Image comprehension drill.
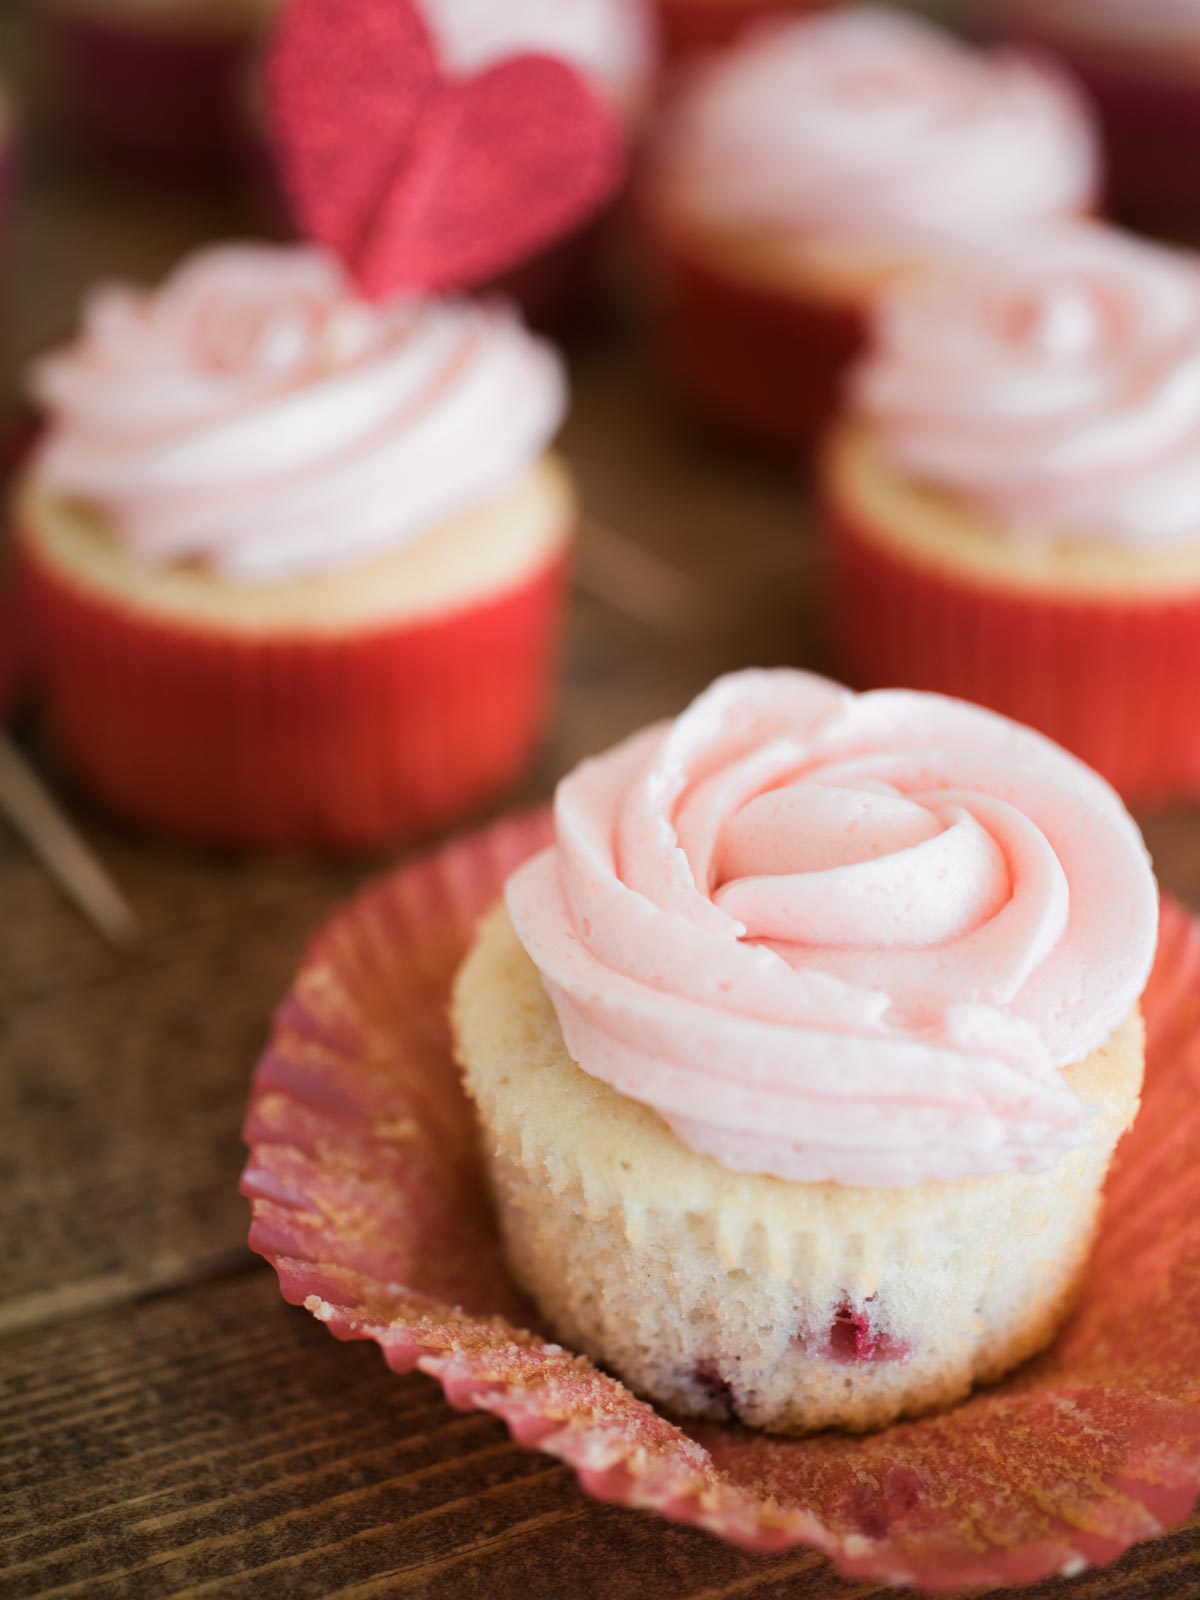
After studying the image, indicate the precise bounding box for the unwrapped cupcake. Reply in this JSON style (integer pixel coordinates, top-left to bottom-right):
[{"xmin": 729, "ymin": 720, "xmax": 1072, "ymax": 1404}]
[
  {"xmin": 988, "ymin": 0, "xmax": 1200, "ymax": 231},
  {"xmin": 454, "ymin": 668, "xmax": 1157, "ymax": 1433},
  {"xmin": 34, "ymin": 0, "xmax": 271, "ymax": 175},
  {"xmin": 17, "ymin": 244, "xmax": 575, "ymax": 849},
  {"xmin": 826, "ymin": 220, "xmax": 1200, "ymax": 803},
  {"xmin": 640, "ymin": 6, "xmax": 1100, "ymax": 457}
]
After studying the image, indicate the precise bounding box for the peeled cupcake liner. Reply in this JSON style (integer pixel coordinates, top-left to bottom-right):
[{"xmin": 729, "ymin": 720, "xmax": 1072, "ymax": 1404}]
[
  {"xmin": 242, "ymin": 808, "xmax": 1200, "ymax": 1590},
  {"xmin": 827, "ymin": 487, "xmax": 1200, "ymax": 806},
  {"xmin": 646, "ymin": 217, "xmax": 866, "ymax": 461},
  {"xmin": 985, "ymin": 13, "xmax": 1200, "ymax": 231},
  {"xmin": 36, "ymin": 3, "xmax": 263, "ymax": 175},
  {"xmin": 20, "ymin": 534, "xmax": 570, "ymax": 851}
]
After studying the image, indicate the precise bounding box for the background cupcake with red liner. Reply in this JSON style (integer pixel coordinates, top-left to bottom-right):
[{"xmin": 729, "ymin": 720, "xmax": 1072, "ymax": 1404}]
[
  {"xmin": 987, "ymin": 0, "xmax": 1200, "ymax": 232},
  {"xmin": 640, "ymin": 6, "xmax": 1100, "ymax": 458},
  {"xmin": 826, "ymin": 220, "xmax": 1200, "ymax": 803},
  {"xmin": 15, "ymin": 0, "xmax": 628, "ymax": 850},
  {"xmin": 34, "ymin": 0, "xmax": 273, "ymax": 176},
  {"xmin": 454, "ymin": 667, "xmax": 1158, "ymax": 1433},
  {"xmin": 17, "ymin": 244, "xmax": 575, "ymax": 848}
]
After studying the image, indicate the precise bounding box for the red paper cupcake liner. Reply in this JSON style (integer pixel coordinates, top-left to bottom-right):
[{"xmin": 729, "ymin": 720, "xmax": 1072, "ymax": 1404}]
[
  {"xmin": 827, "ymin": 489, "xmax": 1200, "ymax": 805},
  {"xmin": 987, "ymin": 13, "xmax": 1200, "ymax": 231},
  {"xmin": 21, "ymin": 539, "xmax": 569, "ymax": 851},
  {"xmin": 647, "ymin": 220, "xmax": 866, "ymax": 461},
  {"xmin": 37, "ymin": 6, "xmax": 258, "ymax": 175},
  {"xmin": 657, "ymin": 0, "xmax": 835, "ymax": 61},
  {"xmin": 242, "ymin": 811, "xmax": 1200, "ymax": 1590}
]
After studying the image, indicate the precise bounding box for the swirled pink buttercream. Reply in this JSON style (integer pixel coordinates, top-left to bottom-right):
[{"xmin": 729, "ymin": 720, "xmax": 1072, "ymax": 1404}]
[
  {"xmin": 652, "ymin": 7, "xmax": 1098, "ymax": 247},
  {"xmin": 29, "ymin": 243, "xmax": 566, "ymax": 581},
  {"xmin": 422, "ymin": 0, "xmax": 656, "ymax": 114},
  {"xmin": 506, "ymin": 670, "xmax": 1157, "ymax": 1187},
  {"xmin": 852, "ymin": 222, "xmax": 1200, "ymax": 546}
]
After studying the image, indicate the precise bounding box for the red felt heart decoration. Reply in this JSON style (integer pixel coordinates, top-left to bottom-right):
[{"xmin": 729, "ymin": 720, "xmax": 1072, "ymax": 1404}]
[
  {"xmin": 268, "ymin": 0, "xmax": 441, "ymax": 269},
  {"xmin": 267, "ymin": 0, "xmax": 627, "ymax": 300}
]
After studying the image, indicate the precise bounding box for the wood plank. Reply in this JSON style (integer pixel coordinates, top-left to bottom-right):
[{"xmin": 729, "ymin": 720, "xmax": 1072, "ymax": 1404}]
[{"xmin": 3, "ymin": 1269, "xmax": 1198, "ymax": 1600}]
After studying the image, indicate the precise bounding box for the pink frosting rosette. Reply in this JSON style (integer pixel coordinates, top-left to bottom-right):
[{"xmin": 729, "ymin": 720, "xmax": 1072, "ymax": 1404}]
[
  {"xmin": 852, "ymin": 222, "xmax": 1200, "ymax": 546},
  {"xmin": 506, "ymin": 670, "xmax": 1158, "ymax": 1188},
  {"xmin": 653, "ymin": 6, "xmax": 1099, "ymax": 247},
  {"xmin": 29, "ymin": 242, "xmax": 566, "ymax": 581}
]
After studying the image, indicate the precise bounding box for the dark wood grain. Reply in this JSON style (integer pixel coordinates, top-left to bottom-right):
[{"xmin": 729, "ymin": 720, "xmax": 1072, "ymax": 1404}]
[
  {"xmin": 4, "ymin": 1271, "xmax": 1199, "ymax": 1600},
  {"xmin": 4, "ymin": 6, "xmax": 1200, "ymax": 1595}
]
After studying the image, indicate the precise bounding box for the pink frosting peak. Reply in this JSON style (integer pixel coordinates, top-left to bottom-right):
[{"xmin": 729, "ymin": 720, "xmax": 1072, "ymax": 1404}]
[
  {"xmin": 852, "ymin": 222, "xmax": 1200, "ymax": 546},
  {"xmin": 506, "ymin": 670, "xmax": 1157, "ymax": 1188},
  {"xmin": 29, "ymin": 244, "xmax": 566, "ymax": 581},
  {"xmin": 653, "ymin": 6, "xmax": 1099, "ymax": 247}
]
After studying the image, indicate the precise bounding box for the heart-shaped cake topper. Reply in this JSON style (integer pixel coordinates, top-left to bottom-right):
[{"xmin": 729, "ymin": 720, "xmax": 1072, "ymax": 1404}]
[{"xmin": 267, "ymin": 0, "xmax": 628, "ymax": 299}]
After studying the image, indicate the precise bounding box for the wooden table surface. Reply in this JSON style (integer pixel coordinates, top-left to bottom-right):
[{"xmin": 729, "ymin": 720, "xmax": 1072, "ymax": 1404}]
[{"xmin": 4, "ymin": 16, "xmax": 1200, "ymax": 1599}]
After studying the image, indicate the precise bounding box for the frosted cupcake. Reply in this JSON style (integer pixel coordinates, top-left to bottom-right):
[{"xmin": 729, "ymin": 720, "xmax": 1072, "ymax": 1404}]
[
  {"xmin": 641, "ymin": 7, "xmax": 1099, "ymax": 457},
  {"xmin": 17, "ymin": 243, "xmax": 574, "ymax": 850},
  {"xmin": 826, "ymin": 221, "xmax": 1200, "ymax": 803},
  {"xmin": 989, "ymin": 0, "xmax": 1200, "ymax": 231},
  {"xmin": 454, "ymin": 669, "xmax": 1156, "ymax": 1433},
  {"xmin": 35, "ymin": 0, "xmax": 272, "ymax": 174}
]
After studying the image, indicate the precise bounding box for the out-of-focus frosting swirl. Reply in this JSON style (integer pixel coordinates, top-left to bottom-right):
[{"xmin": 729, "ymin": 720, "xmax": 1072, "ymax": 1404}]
[
  {"xmin": 29, "ymin": 243, "xmax": 567, "ymax": 582},
  {"xmin": 422, "ymin": 0, "xmax": 656, "ymax": 114},
  {"xmin": 653, "ymin": 7, "xmax": 1098, "ymax": 248},
  {"xmin": 506, "ymin": 670, "xmax": 1157, "ymax": 1188},
  {"xmin": 852, "ymin": 222, "xmax": 1200, "ymax": 547}
]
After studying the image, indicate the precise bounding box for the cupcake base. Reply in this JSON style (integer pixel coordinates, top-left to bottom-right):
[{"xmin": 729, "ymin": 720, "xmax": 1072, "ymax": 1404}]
[
  {"xmin": 825, "ymin": 427, "xmax": 1200, "ymax": 804},
  {"xmin": 453, "ymin": 904, "xmax": 1144, "ymax": 1436},
  {"xmin": 37, "ymin": 3, "xmax": 258, "ymax": 176},
  {"xmin": 18, "ymin": 463, "xmax": 573, "ymax": 851},
  {"xmin": 646, "ymin": 219, "xmax": 868, "ymax": 461}
]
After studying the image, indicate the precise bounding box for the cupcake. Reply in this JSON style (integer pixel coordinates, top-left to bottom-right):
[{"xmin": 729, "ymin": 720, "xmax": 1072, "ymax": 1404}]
[
  {"xmin": 453, "ymin": 668, "xmax": 1157, "ymax": 1434},
  {"xmin": 640, "ymin": 6, "xmax": 1099, "ymax": 458},
  {"xmin": 988, "ymin": 0, "xmax": 1200, "ymax": 231},
  {"xmin": 16, "ymin": 243, "xmax": 574, "ymax": 850},
  {"xmin": 35, "ymin": 0, "xmax": 271, "ymax": 175},
  {"xmin": 826, "ymin": 221, "xmax": 1200, "ymax": 803}
]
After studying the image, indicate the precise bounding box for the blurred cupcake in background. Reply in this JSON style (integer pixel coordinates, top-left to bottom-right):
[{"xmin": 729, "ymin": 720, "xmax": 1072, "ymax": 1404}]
[
  {"xmin": 640, "ymin": 6, "xmax": 1100, "ymax": 459},
  {"xmin": 34, "ymin": 0, "xmax": 272, "ymax": 176},
  {"xmin": 16, "ymin": 244, "xmax": 576, "ymax": 849},
  {"xmin": 825, "ymin": 221, "xmax": 1200, "ymax": 802},
  {"xmin": 987, "ymin": 0, "xmax": 1200, "ymax": 232}
]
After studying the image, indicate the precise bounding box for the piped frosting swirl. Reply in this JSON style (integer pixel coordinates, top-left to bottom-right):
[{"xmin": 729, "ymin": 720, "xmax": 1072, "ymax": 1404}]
[
  {"xmin": 506, "ymin": 670, "xmax": 1157, "ymax": 1188},
  {"xmin": 851, "ymin": 222, "xmax": 1200, "ymax": 547},
  {"xmin": 29, "ymin": 243, "xmax": 567, "ymax": 582},
  {"xmin": 652, "ymin": 7, "xmax": 1098, "ymax": 249}
]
